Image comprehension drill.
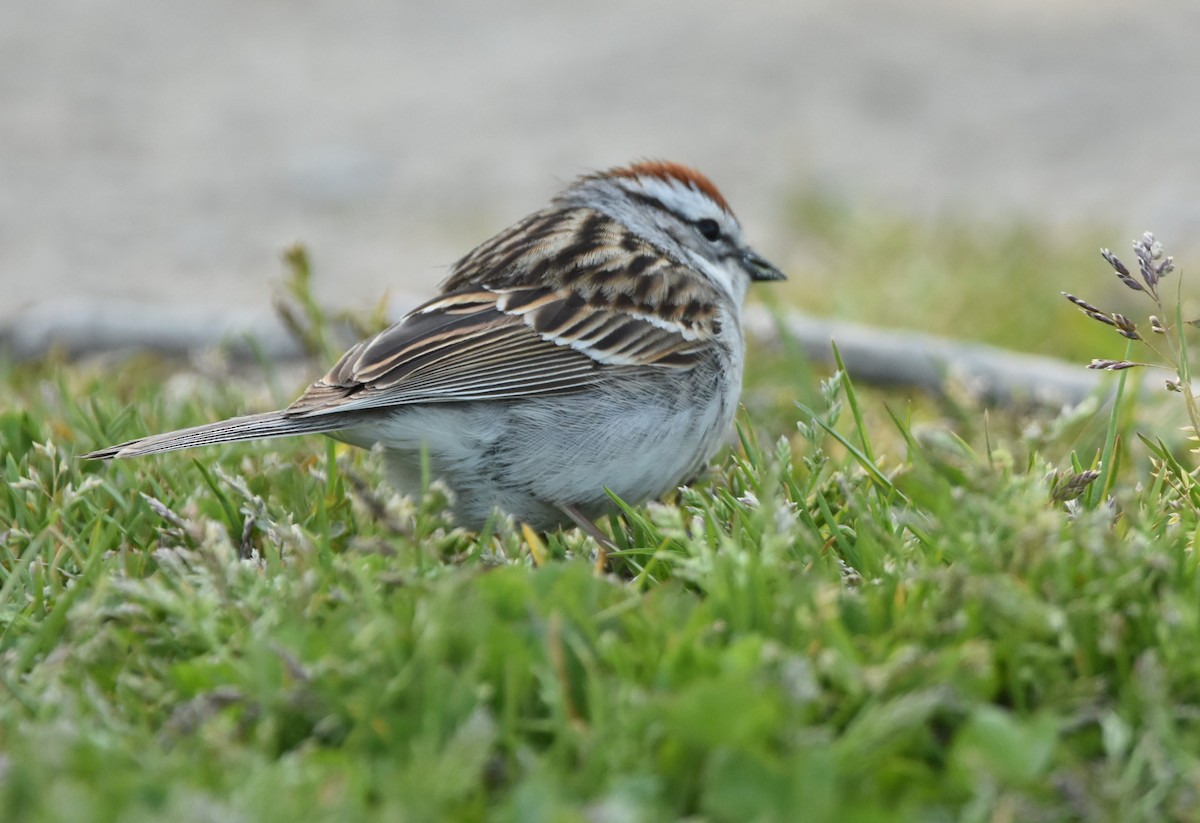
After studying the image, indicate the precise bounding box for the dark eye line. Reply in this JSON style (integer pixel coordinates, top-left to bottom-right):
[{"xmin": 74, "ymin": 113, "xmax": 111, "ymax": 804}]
[{"xmin": 695, "ymin": 218, "xmax": 721, "ymax": 242}]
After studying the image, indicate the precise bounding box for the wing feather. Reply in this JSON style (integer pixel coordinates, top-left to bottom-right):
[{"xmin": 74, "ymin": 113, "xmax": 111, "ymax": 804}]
[
  {"xmin": 282, "ymin": 209, "xmax": 727, "ymax": 418},
  {"xmin": 284, "ymin": 285, "xmax": 713, "ymax": 417}
]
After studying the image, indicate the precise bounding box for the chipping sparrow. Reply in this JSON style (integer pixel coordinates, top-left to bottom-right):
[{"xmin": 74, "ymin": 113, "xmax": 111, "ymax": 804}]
[{"xmin": 86, "ymin": 161, "xmax": 785, "ymax": 533}]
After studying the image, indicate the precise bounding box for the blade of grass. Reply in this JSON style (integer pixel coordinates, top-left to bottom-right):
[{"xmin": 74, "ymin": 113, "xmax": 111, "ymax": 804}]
[
  {"xmin": 831, "ymin": 341, "xmax": 876, "ymax": 465},
  {"xmin": 1087, "ymin": 341, "xmax": 1134, "ymax": 509},
  {"xmin": 797, "ymin": 402, "xmax": 903, "ymax": 502}
]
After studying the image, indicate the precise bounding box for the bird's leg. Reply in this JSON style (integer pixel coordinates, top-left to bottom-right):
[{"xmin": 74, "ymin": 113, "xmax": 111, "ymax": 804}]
[{"xmin": 558, "ymin": 503, "xmax": 616, "ymax": 573}]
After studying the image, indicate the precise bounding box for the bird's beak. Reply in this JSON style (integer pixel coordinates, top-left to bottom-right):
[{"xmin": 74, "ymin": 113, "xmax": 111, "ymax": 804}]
[{"xmin": 743, "ymin": 251, "xmax": 787, "ymax": 282}]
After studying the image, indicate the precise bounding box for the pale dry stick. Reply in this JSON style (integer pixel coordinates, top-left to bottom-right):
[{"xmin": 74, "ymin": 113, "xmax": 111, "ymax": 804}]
[
  {"xmin": 741, "ymin": 306, "xmax": 1108, "ymax": 407},
  {"xmin": 4, "ymin": 299, "xmax": 1111, "ymax": 407}
]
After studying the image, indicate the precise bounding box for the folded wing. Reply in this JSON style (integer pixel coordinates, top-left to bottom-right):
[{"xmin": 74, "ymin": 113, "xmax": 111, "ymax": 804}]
[{"xmin": 285, "ymin": 286, "xmax": 712, "ymax": 417}]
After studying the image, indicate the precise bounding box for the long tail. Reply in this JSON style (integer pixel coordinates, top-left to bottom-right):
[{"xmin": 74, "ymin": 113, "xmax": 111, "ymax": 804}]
[{"xmin": 83, "ymin": 410, "xmax": 353, "ymax": 459}]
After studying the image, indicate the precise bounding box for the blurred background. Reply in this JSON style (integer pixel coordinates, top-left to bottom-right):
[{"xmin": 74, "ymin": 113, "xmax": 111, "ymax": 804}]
[{"xmin": 4, "ymin": 0, "xmax": 1199, "ymax": 343}]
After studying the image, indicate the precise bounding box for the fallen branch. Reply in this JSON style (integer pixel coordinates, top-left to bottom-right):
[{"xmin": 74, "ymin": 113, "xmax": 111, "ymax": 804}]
[{"xmin": 4, "ymin": 298, "xmax": 1105, "ymax": 406}]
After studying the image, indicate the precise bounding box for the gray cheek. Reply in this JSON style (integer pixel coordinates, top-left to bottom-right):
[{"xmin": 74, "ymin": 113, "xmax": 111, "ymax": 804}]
[{"xmin": 661, "ymin": 222, "xmax": 692, "ymax": 250}]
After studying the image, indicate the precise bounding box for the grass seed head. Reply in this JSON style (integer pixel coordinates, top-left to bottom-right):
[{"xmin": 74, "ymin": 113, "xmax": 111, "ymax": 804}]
[
  {"xmin": 1061, "ymin": 292, "xmax": 1118, "ymax": 327},
  {"xmin": 1087, "ymin": 359, "xmax": 1145, "ymax": 371},
  {"xmin": 1050, "ymin": 469, "xmax": 1101, "ymax": 504},
  {"xmin": 1111, "ymin": 313, "xmax": 1141, "ymax": 340},
  {"xmin": 1102, "ymin": 248, "xmax": 1143, "ymax": 293},
  {"xmin": 1133, "ymin": 231, "xmax": 1170, "ymax": 293}
]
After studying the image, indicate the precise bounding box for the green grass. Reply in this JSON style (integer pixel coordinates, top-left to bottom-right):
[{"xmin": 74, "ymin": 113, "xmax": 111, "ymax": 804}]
[
  {"xmin": 4, "ymin": 211, "xmax": 1200, "ymax": 821},
  {"xmin": 776, "ymin": 196, "xmax": 1192, "ymax": 364}
]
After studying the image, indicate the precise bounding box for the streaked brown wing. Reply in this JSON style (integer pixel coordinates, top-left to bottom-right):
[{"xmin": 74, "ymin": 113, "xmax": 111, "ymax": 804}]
[
  {"xmin": 439, "ymin": 207, "xmax": 723, "ymax": 335},
  {"xmin": 284, "ymin": 287, "xmax": 709, "ymax": 417}
]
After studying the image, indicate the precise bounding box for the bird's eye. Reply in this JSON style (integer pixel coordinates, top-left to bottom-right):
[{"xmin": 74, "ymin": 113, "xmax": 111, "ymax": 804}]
[{"xmin": 695, "ymin": 218, "xmax": 722, "ymax": 242}]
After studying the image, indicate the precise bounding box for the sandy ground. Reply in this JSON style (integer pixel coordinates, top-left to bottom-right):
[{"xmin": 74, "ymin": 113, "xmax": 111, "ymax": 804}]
[{"xmin": 4, "ymin": 0, "xmax": 1200, "ymax": 326}]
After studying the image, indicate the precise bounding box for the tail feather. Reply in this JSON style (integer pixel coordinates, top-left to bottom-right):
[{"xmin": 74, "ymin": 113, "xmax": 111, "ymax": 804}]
[{"xmin": 83, "ymin": 410, "xmax": 352, "ymax": 459}]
